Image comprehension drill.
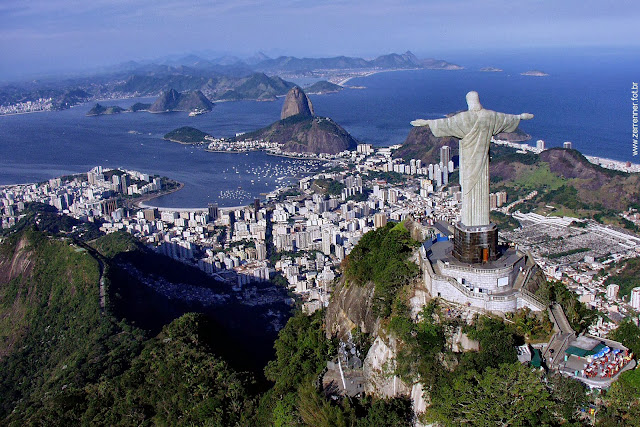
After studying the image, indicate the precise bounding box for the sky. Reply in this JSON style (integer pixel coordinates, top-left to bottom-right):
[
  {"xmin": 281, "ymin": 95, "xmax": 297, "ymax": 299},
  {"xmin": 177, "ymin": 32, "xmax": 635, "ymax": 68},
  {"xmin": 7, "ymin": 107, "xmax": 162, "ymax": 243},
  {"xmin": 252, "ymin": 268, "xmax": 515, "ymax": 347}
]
[{"xmin": 0, "ymin": 0, "xmax": 638, "ymax": 80}]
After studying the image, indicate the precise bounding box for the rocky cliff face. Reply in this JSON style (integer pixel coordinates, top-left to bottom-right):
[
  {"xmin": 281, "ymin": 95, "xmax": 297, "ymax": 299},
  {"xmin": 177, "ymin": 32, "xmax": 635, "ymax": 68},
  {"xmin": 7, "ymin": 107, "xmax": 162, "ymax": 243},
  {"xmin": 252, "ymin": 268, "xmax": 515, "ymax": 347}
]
[
  {"xmin": 327, "ymin": 277, "xmax": 432, "ymax": 421},
  {"xmin": 280, "ymin": 86, "xmax": 314, "ymax": 119},
  {"xmin": 0, "ymin": 235, "xmax": 35, "ymax": 357},
  {"xmin": 237, "ymin": 86, "xmax": 356, "ymax": 154},
  {"xmin": 325, "ymin": 280, "xmax": 378, "ymax": 340}
]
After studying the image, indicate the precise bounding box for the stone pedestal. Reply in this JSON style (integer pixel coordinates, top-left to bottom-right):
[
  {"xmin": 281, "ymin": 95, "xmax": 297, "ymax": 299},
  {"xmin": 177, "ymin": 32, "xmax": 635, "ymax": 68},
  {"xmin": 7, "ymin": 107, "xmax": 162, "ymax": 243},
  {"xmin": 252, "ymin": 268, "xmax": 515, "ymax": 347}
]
[{"xmin": 453, "ymin": 222, "xmax": 498, "ymax": 264}]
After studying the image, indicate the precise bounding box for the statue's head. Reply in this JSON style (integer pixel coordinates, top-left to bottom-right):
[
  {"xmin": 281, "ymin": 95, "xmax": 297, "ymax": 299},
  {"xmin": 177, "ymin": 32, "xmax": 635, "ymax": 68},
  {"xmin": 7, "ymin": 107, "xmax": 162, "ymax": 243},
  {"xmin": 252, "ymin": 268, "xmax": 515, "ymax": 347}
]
[{"xmin": 466, "ymin": 91, "xmax": 482, "ymax": 111}]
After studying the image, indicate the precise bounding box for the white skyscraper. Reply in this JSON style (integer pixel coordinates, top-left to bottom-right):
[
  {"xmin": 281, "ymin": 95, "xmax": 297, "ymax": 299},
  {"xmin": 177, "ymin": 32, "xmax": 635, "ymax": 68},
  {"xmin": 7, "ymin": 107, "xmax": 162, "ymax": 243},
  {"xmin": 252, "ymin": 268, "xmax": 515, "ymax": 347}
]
[
  {"xmin": 322, "ymin": 231, "xmax": 332, "ymax": 256},
  {"xmin": 536, "ymin": 140, "xmax": 545, "ymax": 151},
  {"xmin": 434, "ymin": 164, "xmax": 442, "ymax": 187},
  {"xmin": 606, "ymin": 284, "xmax": 619, "ymax": 300},
  {"xmin": 631, "ymin": 287, "xmax": 640, "ymax": 310}
]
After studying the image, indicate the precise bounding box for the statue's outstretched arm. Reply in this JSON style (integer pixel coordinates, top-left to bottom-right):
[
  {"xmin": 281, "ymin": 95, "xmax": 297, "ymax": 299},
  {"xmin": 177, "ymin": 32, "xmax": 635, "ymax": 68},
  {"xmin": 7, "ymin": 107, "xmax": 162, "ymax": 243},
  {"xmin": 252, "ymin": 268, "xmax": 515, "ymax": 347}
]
[
  {"xmin": 410, "ymin": 119, "xmax": 432, "ymax": 127},
  {"xmin": 519, "ymin": 113, "xmax": 534, "ymax": 120},
  {"xmin": 412, "ymin": 115, "xmax": 466, "ymax": 138}
]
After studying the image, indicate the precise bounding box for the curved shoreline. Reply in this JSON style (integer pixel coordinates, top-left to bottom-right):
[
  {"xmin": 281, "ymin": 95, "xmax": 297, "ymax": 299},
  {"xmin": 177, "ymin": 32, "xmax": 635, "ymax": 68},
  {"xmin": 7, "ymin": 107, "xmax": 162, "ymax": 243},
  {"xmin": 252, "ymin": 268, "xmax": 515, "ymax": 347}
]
[
  {"xmin": 136, "ymin": 181, "xmax": 261, "ymax": 212},
  {"xmin": 204, "ymin": 147, "xmax": 327, "ymax": 161},
  {"xmin": 133, "ymin": 181, "xmax": 185, "ymax": 209}
]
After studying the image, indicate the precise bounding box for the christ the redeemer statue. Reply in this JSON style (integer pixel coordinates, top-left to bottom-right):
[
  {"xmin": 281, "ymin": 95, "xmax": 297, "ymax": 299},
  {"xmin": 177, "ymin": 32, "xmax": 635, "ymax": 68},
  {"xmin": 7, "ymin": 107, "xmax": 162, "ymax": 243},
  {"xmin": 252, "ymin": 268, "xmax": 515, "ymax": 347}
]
[{"xmin": 411, "ymin": 91, "xmax": 533, "ymax": 228}]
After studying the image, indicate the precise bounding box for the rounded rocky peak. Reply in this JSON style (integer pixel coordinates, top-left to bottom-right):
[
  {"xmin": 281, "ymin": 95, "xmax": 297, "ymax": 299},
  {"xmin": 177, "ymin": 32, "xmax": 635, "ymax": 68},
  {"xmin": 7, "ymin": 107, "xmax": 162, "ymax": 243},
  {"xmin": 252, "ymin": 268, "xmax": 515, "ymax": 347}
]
[{"xmin": 281, "ymin": 86, "xmax": 314, "ymax": 120}]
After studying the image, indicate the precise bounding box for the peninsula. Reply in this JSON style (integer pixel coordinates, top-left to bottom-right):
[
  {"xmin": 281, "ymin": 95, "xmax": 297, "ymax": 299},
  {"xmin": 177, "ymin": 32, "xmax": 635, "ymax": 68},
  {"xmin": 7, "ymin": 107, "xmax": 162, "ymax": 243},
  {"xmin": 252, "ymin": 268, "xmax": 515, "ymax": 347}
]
[{"xmin": 304, "ymin": 80, "xmax": 344, "ymax": 94}]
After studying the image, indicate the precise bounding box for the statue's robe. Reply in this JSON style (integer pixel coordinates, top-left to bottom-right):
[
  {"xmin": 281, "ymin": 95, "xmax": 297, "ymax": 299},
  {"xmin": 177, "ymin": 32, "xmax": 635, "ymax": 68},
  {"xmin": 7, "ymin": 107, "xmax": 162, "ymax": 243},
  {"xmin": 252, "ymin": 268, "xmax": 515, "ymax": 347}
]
[{"xmin": 429, "ymin": 109, "xmax": 520, "ymax": 227}]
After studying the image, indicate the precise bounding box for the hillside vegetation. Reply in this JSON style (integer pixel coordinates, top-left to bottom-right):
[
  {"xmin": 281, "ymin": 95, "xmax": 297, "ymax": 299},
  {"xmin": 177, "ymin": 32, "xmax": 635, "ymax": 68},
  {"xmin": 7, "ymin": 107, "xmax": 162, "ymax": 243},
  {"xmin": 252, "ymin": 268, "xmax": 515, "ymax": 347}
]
[
  {"xmin": 345, "ymin": 221, "xmax": 421, "ymax": 317},
  {"xmin": 0, "ymin": 229, "xmax": 146, "ymax": 420},
  {"xmin": 489, "ymin": 147, "xmax": 640, "ymax": 230}
]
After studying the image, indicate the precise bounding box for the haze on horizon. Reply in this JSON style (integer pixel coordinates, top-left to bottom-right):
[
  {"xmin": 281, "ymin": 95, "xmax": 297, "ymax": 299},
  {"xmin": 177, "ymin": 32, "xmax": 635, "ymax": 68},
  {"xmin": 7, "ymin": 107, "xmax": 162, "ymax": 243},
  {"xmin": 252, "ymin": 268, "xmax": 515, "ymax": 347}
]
[{"xmin": 0, "ymin": 0, "xmax": 637, "ymax": 81}]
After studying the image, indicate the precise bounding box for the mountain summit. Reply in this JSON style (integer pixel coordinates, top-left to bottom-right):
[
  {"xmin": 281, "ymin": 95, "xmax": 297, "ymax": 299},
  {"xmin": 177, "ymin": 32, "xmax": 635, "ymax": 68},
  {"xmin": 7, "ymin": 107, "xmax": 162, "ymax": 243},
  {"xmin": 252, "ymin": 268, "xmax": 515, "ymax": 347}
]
[
  {"xmin": 238, "ymin": 86, "xmax": 357, "ymax": 154},
  {"xmin": 281, "ymin": 86, "xmax": 314, "ymax": 120},
  {"xmin": 148, "ymin": 89, "xmax": 214, "ymax": 113}
]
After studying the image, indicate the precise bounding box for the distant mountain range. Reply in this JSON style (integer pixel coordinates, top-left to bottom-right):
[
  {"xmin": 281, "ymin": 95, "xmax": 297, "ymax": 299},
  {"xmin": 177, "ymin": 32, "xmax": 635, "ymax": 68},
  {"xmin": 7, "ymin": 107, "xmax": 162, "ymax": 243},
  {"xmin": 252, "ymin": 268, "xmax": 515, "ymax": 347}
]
[
  {"xmin": 0, "ymin": 51, "xmax": 462, "ymax": 112},
  {"xmin": 252, "ymin": 51, "xmax": 461, "ymax": 73},
  {"xmin": 128, "ymin": 50, "xmax": 460, "ymax": 74}
]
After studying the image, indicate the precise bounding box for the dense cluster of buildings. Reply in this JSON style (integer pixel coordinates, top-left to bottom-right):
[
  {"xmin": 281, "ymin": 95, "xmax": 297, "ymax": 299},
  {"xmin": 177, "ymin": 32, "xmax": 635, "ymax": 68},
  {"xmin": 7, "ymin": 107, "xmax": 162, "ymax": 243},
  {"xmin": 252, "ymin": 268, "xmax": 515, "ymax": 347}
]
[
  {"xmin": 502, "ymin": 212, "xmax": 640, "ymax": 337},
  {"xmin": 0, "ymin": 97, "xmax": 54, "ymax": 115},
  {"xmin": 0, "ymin": 166, "xmax": 164, "ymax": 229},
  {"xmin": 2, "ymin": 141, "xmax": 640, "ymax": 351}
]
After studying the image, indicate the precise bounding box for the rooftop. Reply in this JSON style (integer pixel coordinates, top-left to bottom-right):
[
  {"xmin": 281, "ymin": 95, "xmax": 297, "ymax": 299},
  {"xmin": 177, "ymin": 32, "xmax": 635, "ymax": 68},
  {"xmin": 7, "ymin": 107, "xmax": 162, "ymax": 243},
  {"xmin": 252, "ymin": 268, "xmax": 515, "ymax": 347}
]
[{"xmin": 425, "ymin": 239, "xmax": 523, "ymax": 271}]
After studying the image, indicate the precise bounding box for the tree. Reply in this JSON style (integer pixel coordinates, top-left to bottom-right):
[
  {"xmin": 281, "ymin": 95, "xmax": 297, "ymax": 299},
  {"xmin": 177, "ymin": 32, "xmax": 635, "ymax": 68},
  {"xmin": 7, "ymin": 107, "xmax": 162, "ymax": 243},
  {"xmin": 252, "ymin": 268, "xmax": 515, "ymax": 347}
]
[
  {"xmin": 464, "ymin": 316, "xmax": 518, "ymax": 370},
  {"xmin": 535, "ymin": 280, "xmax": 596, "ymax": 332},
  {"xmin": 598, "ymin": 368, "xmax": 640, "ymax": 426},
  {"xmin": 297, "ymin": 382, "xmax": 350, "ymax": 427},
  {"xmin": 265, "ymin": 310, "xmax": 334, "ymax": 395},
  {"xmin": 608, "ymin": 319, "xmax": 640, "ymax": 357},
  {"xmin": 426, "ymin": 363, "xmax": 557, "ymax": 426},
  {"xmin": 547, "ymin": 374, "xmax": 589, "ymax": 422},
  {"xmin": 344, "ymin": 222, "xmax": 420, "ymax": 317},
  {"xmin": 256, "ymin": 310, "xmax": 335, "ymax": 425}
]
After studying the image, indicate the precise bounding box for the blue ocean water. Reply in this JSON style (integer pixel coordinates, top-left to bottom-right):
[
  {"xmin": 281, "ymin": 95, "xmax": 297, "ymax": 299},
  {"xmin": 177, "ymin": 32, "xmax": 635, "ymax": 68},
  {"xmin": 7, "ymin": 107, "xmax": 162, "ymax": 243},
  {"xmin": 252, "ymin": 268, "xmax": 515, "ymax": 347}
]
[
  {"xmin": 310, "ymin": 48, "xmax": 638, "ymax": 157},
  {"xmin": 0, "ymin": 49, "xmax": 637, "ymax": 207},
  {"xmin": 0, "ymin": 98, "xmax": 312, "ymax": 208}
]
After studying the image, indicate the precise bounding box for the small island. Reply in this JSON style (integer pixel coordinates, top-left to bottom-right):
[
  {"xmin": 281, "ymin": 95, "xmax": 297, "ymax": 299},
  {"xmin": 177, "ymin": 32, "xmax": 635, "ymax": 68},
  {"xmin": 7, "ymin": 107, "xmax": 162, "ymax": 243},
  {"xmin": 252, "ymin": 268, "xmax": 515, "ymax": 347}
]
[
  {"xmin": 163, "ymin": 126, "xmax": 211, "ymax": 144},
  {"xmin": 129, "ymin": 102, "xmax": 152, "ymax": 112},
  {"xmin": 521, "ymin": 70, "xmax": 549, "ymax": 77},
  {"xmin": 149, "ymin": 89, "xmax": 214, "ymax": 114},
  {"xmin": 304, "ymin": 80, "xmax": 344, "ymax": 94},
  {"xmin": 479, "ymin": 67, "xmax": 503, "ymax": 72},
  {"xmin": 86, "ymin": 103, "xmax": 125, "ymax": 116}
]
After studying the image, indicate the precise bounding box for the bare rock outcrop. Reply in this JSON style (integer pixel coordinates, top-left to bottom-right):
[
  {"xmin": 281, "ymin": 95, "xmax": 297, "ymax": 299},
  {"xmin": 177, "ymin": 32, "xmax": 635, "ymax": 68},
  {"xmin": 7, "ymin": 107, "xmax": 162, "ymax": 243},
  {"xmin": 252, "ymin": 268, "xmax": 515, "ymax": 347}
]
[
  {"xmin": 281, "ymin": 86, "xmax": 314, "ymax": 119},
  {"xmin": 325, "ymin": 280, "xmax": 378, "ymax": 340}
]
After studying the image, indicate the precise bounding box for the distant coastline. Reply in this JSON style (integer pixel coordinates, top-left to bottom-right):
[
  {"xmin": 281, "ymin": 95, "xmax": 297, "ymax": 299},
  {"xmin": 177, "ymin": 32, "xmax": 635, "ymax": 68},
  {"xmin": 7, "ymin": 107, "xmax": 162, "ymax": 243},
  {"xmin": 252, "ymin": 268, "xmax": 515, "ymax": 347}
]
[{"xmin": 336, "ymin": 68, "xmax": 420, "ymax": 86}]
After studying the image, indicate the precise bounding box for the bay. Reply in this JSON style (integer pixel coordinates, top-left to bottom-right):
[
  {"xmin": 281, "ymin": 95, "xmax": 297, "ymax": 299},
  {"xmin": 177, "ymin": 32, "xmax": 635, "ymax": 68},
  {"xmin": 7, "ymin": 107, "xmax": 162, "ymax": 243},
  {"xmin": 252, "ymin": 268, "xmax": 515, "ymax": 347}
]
[{"xmin": 0, "ymin": 48, "xmax": 637, "ymax": 208}]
